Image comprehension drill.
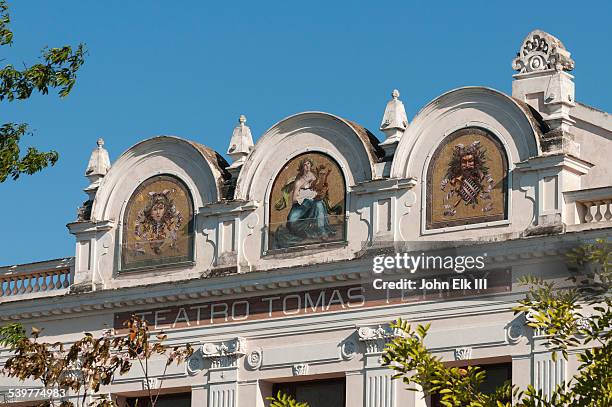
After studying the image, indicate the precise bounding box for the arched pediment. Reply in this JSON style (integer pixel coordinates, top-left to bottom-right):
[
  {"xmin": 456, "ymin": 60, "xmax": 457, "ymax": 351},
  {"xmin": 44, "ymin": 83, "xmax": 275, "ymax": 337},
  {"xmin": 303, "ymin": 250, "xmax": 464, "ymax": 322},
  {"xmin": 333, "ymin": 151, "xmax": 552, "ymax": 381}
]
[
  {"xmin": 234, "ymin": 112, "xmax": 383, "ymax": 202},
  {"xmin": 91, "ymin": 136, "xmax": 229, "ymax": 222},
  {"xmin": 391, "ymin": 87, "xmax": 543, "ymax": 179}
]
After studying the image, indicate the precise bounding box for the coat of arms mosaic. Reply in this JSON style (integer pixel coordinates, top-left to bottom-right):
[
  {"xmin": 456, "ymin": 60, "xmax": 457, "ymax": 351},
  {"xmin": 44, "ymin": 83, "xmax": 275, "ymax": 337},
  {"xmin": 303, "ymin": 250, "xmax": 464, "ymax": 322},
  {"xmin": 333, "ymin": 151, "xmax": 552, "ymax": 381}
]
[
  {"xmin": 269, "ymin": 152, "xmax": 346, "ymax": 250},
  {"xmin": 121, "ymin": 175, "xmax": 194, "ymax": 270},
  {"xmin": 427, "ymin": 128, "xmax": 508, "ymax": 229}
]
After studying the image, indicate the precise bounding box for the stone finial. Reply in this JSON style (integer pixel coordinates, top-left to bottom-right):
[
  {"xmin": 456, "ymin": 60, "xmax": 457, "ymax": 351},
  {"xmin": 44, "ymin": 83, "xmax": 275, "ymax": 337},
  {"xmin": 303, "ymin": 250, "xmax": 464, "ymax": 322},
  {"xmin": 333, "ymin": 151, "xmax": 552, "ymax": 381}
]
[
  {"xmin": 379, "ymin": 89, "xmax": 409, "ymax": 161},
  {"xmin": 82, "ymin": 138, "xmax": 111, "ymax": 206},
  {"xmin": 380, "ymin": 89, "xmax": 408, "ymax": 135},
  {"xmin": 512, "ymin": 30, "xmax": 574, "ymax": 74},
  {"xmin": 85, "ymin": 138, "xmax": 111, "ymax": 179},
  {"xmin": 226, "ymin": 115, "xmax": 254, "ymax": 169}
]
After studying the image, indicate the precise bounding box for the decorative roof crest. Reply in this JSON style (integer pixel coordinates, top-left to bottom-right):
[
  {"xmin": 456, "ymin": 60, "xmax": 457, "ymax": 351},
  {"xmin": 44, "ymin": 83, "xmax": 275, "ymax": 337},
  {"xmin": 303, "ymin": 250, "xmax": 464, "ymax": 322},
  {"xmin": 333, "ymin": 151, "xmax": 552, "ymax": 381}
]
[{"xmin": 512, "ymin": 30, "xmax": 574, "ymax": 74}]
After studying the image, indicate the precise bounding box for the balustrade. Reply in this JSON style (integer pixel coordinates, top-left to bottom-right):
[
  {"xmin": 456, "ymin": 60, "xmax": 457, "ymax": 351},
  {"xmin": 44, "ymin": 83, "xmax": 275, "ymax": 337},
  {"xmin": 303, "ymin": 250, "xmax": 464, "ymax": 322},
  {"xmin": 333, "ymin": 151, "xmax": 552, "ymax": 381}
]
[
  {"xmin": 0, "ymin": 268, "xmax": 71, "ymax": 298},
  {"xmin": 576, "ymin": 199, "xmax": 612, "ymax": 224},
  {"xmin": 564, "ymin": 187, "xmax": 612, "ymax": 226}
]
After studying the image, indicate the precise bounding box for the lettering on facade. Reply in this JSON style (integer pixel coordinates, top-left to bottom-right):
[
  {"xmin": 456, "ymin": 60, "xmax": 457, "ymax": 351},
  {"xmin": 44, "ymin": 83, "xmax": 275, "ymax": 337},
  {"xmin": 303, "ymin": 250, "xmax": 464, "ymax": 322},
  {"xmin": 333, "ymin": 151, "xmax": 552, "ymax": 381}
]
[{"xmin": 113, "ymin": 269, "xmax": 510, "ymax": 331}]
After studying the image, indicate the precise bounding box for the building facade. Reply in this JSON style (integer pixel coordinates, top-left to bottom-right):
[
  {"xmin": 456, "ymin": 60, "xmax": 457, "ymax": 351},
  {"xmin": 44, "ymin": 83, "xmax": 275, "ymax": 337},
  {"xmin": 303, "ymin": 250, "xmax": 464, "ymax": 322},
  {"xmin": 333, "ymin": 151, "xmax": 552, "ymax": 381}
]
[{"xmin": 1, "ymin": 29, "xmax": 611, "ymax": 407}]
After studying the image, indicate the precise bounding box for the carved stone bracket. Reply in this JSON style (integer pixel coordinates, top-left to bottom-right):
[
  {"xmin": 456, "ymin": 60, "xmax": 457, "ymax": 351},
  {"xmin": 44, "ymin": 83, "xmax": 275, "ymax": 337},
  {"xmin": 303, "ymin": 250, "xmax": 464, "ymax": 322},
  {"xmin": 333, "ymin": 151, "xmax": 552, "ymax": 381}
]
[
  {"xmin": 575, "ymin": 316, "xmax": 591, "ymax": 338},
  {"xmin": 186, "ymin": 348, "xmax": 205, "ymax": 375},
  {"xmin": 293, "ymin": 363, "xmax": 309, "ymax": 376},
  {"xmin": 142, "ymin": 378, "xmax": 160, "ymax": 390},
  {"xmin": 201, "ymin": 337, "xmax": 246, "ymax": 369},
  {"xmin": 341, "ymin": 339, "xmax": 357, "ymax": 360},
  {"xmin": 507, "ymin": 317, "xmax": 527, "ymax": 344},
  {"xmin": 454, "ymin": 347, "xmax": 472, "ymax": 361},
  {"xmin": 576, "ymin": 316, "xmax": 590, "ymax": 331},
  {"xmin": 246, "ymin": 348, "xmax": 263, "ymax": 370},
  {"xmin": 358, "ymin": 324, "xmax": 402, "ymax": 354}
]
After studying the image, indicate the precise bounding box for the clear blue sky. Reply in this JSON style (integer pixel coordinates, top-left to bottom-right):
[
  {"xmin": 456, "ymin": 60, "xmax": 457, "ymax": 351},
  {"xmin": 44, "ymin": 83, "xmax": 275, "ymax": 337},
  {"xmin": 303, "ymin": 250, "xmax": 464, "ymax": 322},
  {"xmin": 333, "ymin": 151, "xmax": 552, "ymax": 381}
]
[{"xmin": 1, "ymin": 1, "xmax": 611, "ymax": 265}]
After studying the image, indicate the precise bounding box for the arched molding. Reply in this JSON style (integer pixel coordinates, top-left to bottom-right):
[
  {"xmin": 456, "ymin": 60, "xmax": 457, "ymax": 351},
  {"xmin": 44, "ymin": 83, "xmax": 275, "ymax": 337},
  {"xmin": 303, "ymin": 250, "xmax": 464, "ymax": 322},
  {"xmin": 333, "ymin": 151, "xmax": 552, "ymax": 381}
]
[
  {"xmin": 390, "ymin": 87, "xmax": 542, "ymax": 179},
  {"xmin": 263, "ymin": 149, "xmax": 350, "ymax": 208},
  {"xmin": 91, "ymin": 136, "xmax": 228, "ymax": 222},
  {"xmin": 118, "ymin": 173, "xmax": 196, "ymax": 271},
  {"xmin": 234, "ymin": 112, "xmax": 383, "ymax": 202},
  {"xmin": 420, "ymin": 124, "xmax": 512, "ymax": 234}
]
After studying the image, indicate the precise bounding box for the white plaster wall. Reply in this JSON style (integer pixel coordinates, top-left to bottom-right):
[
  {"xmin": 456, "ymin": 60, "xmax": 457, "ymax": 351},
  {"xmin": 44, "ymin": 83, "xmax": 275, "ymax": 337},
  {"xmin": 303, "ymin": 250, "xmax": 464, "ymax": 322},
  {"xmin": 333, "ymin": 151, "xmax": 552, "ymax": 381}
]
[
  {"xmin": 234, "ymin": 112, "xmax": 382, "ymax": 272},
  {"xmin": 84, "ymin": 136, "xmax": 225, "ymax": 289},
  {"xmin": 391, "ymin": 87, "xmax": 541, "ymax": 241},
  {"xmin": 569, "ymin": 110, "xmax": 612, "ymax": 189}
]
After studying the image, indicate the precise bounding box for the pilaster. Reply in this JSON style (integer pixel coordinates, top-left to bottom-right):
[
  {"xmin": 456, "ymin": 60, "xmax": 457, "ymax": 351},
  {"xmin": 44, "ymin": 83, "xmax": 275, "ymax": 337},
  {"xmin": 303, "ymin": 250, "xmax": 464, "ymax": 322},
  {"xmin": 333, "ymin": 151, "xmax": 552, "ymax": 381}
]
[
  {"xmin": 516, "ymin": 155, "xmax": 592, "ymax": 233},
  {"xmin": 358, "ymin": 325, "xmax": 402, "ymax": 407},
  {"xmin": 202, "ymin": 337, "xmax": 246, "ymax": 407}
]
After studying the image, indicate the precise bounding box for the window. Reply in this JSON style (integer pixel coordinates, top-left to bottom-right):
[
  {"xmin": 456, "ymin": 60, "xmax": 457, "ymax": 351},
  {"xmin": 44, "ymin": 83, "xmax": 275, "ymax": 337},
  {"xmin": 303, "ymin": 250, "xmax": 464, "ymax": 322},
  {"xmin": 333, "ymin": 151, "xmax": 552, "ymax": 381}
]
[
  {"xmin": 273, "ymin": 378, "xmax": 346, "ymax": 407},
  {"xmin": 121, "ymin": 175, "xmax": 195, "ymax": 271},
  {"xmin": 126, "ymin": 393, "xmax": 191, "ymax": 407},
  {"xmin": 431, "ymin": 362, "xmax": 512, "ymax": 406}
]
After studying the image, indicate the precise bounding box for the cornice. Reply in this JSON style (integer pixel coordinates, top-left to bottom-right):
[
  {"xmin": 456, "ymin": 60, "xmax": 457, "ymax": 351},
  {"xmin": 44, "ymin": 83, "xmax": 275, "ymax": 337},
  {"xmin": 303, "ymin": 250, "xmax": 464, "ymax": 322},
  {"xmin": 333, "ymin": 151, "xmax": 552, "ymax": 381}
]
[
  {"xmin": 351, "ymin": 177, "xmax": 417, "ymax": 196},
  {"xmin": 515, "ymin": 153, "xmax": 593, "ymax": 174},
  {"xmin": 198, "ymin": 199, "xmax": 259, "ymax": 218},
  {"xmin": 1, "ymin": 226, "xmax": 608, "ymax": 321},
  {"xmin": 66, "ymin": 219, "xmax": 115, "ymax": 235}
]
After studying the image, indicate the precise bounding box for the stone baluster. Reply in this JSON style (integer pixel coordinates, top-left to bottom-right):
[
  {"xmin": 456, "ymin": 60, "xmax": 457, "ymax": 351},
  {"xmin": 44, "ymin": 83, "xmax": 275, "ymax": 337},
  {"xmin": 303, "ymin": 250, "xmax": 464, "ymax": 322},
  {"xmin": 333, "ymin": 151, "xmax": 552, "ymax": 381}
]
[
  {"xmin": 593, "ymin": 201, "xmax": 603, "ymax": 222},
  {"xmin": 31, "ymin": 273, "xmax": 41, "ymax": 292},
  {"xmin": 62, "ymin": 270, "xmax": 71, "ymax": 288},
  {"xmin": 604, "ymin": 201, "xmax": 612, "ymax": 221},
  {"xmin": 19, "ymin": 277, "xmax": 27, "ymax": 294},
  {"xmin": 584, "ymin": 202, "xmax": 593, "ymax": 222},
  {"xmin": 11, "ymin": 276, "xmax": 18, "ymax": 295},
  {"xmin": 53, "ymin": 271, "xmax": 60, "ymax": 289},
  {"xmin": 25, "ymin": 274, "xmax": 33, "ymax": 293},
  {"xmin": 1, "ymin": 278, "xmax": 8, "ymax": 296},
  {"xmin": 40, "ymin": 273, "xmax": 48, "ymax": 291}
]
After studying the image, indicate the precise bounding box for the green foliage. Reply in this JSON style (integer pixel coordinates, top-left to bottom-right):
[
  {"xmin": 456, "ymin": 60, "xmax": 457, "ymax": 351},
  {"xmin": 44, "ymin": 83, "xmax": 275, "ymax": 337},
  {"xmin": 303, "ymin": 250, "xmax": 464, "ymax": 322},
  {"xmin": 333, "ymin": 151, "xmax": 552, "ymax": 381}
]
[
  {"xmin": 0, "ymin": 0, "xmax": 86, "ymax": 183},
  {"xmin": 383, "ymin": 239, "xmax": 611, "ymax": 406},
  {"xmin": 0, "ymin": 0, "xmax": 12, "ymax": 46},
  {"xmin": 513, "ymin": 238, "xmax": 611, "ymax": 406},
  {"xmin": 0, "ymin": 123, "xmax": 59, "ymax": 182},
  {"xmin": 266, "ymin": 391, "xmax": 309, "ymax": 407},
  {"xmin": 0, "ymin": 322, "xmax": 25, "ymax": 349},
  {"xmin": 382, "ymin": 319, "xmax": 512, "ymax": 407}
]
